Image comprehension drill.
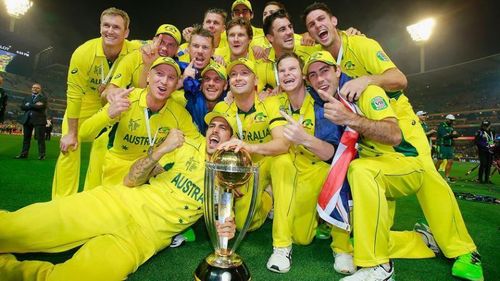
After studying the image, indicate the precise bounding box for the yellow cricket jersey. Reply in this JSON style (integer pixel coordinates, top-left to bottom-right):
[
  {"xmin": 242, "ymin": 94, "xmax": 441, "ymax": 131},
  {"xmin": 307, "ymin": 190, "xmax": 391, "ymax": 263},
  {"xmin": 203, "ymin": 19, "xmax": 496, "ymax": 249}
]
[
  {"xmin": 337, "ymin": 31, "xmax": 396, "ymax": 80},
  {"xmin": 337, "ymin": 31, "xmax": 428, "ymax": 157},
  {"xmin": 355, "ymin": 85, "xmax": 417, "ymax": 158},
  {"xmin": 277, "ymin": 92, "xmax": 322, "ymax": 163},
  {"xmin": 212, "ymin": 95, "xmax": 286, "ymax": 162},
  {"xmin": 66, "ymin": 38, "xmax": 142, "ymax": 119},
  {"xmin": 256, "ymin": 44, "xmax": 322, "ymax": 92},
  {"xmin": 116, "ymin": 137, "xmax": 207, "ymax": 239},
  {"xmin": 110, "ymin": 49, "xmax": 144, "ymax": 88},
  {"xmin": 79, "ymin": 88, "xmax": 200, "ymax": 161},
  {"xmin": 170, "ymin": 89, "xmax": 188, "ymax": 107}
]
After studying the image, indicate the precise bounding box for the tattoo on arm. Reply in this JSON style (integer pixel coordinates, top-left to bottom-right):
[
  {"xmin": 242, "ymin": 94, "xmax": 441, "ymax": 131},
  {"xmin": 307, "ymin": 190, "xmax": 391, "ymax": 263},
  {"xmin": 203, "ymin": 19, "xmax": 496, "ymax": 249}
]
[{"xmin": 124, "ymin": 154, "xmax": 164, "ymax": 187}]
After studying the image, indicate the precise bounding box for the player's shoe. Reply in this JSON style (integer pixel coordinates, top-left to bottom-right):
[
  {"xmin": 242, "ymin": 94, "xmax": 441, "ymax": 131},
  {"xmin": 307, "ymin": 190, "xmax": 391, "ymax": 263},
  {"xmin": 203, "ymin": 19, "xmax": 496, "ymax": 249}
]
[
  {"xmin": 266, "ymin": 246, "xmax": 292, "ymax": 273},
  {"xmin": 315, "ymin": 222, "xmax": 332, "ymax": 240},
  {"xmin": 169, "ymin": 227, "xmax": 196, "ymax": 248},
  {"xmin": 334, "ymin": 252, "xmax": 356, "ymax": 275},
  {"xmin": 340, "ymin": 261, "xmax": 394, "ymax": 281},
  {"xmin": 414, "ymin": 221, "xmax": 440, "ymax": 255},
  {"xmin": 451, "ymin": 252, "xmax": 484, "ymax": 281}
]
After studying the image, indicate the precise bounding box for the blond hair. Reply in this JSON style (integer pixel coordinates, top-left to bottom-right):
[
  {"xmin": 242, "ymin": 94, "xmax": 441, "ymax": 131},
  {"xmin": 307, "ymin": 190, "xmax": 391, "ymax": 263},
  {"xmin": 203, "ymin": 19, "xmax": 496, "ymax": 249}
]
[{"xmin": 101, "ymin": 7, "xmax": 130, "ymax": 29}]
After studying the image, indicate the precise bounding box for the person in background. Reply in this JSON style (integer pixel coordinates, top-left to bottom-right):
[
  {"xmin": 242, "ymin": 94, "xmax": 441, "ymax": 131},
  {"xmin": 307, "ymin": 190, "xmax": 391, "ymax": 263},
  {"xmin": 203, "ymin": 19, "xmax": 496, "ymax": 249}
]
[
  {"xmin": 474, "ymin": 120, "xmax": 494, "ymax": 184},
  {"xmin": 0, "ymin": 75, "xmax": 7, "ymax": 123},
  {"xmin": 45, "ymin": 117, "xmax": 53, "ymax": 140},
  {"xmin": 435, "ymin": 114, "xmax": 460, "ymax": 182},
  {"xmin": 15, "ymin": 83, "xmax": 47, "ymax": 160}
]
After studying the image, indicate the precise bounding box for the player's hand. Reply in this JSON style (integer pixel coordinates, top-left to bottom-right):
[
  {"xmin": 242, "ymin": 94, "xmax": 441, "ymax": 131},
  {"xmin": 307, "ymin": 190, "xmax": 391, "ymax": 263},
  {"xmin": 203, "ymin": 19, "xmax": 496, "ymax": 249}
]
[
  {"xmin": 216, "ymin": 217, "xmax": 236, "ymax": 239},
  {"xmin": 35, "ymin": 101, "xmax": 43, "ymax": 106},
  {"xmin": 233, "ymin": 188, "xmax": 244, "ymax": 198},
  {"xmin": 323, "ymin": 95, "xmax": 356, "ymax": 126},
  {"xmin": 107, "ymin": 88, "xmax": 134, "ymax": 119},
  {"xmin": 60, "ymin": 133, "xmax": 78, "ymax": 154},
  {"xmin": 280, "ymin": 110, "xmax": 310, "ymax": 145},
  {"xmin": 157, "ymin": 128, "xmax": 185, "ymax": 155},
  {"xmin": 183, "ymin": 59, "xmax": 197, "ymax": 80},
  {"xmin": 339, "ymin": 76, "xmax": 370, "ymax": 102},
  {"xmin": 218, "ymin": 138, "xmax": 251, "ymax": 154},
  {"xmin": 252, "ymin": 46, "xmax": 271, "ymax": 61},
  {"xmin": 300, "ymin": 32, "xmax": 316, "ymax": 46},
  {"xmin": 345, "ymin": 27, "xmax": 364, "ymax": 36},
  {"xmin": 182, "ymin": 26, "xmax": 194, "ymax": 42},
  {"xmin": 141, "ymin": 36, "xmax": 161, "ymax": 67},
  {"xmin": 429, "ymin": 129, "xmax": 437, "ymax": 134},
  {"xmin": 213, "ymin": 55, "xmax": 226, "ymax": 66},
  {"xmin": 106, "ymin": 86, "xmax": 133, "ymax": 104},
  {"xmin": 258, "ymin": 88, "xmax": 272, "ymax": 101}
]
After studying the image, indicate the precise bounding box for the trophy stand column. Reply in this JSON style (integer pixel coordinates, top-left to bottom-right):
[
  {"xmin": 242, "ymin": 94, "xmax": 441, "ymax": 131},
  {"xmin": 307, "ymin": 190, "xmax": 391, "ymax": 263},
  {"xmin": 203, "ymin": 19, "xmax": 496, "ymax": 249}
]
[{"xmin": 194, "ymin": 149, "xmax": 257, "ymax": 281}]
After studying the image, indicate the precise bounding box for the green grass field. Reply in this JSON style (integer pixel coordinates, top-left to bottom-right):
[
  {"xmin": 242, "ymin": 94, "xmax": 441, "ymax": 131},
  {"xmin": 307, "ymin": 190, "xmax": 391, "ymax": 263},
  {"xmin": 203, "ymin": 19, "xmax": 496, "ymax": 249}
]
[{"xmin": 0, "ymin": 134, "xmax": 499, "ymax": 280}]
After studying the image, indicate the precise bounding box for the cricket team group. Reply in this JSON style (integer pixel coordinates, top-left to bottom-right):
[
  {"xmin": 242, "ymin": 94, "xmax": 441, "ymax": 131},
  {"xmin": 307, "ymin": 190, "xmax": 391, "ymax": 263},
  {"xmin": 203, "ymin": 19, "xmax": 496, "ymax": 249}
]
[{"xmin": 0, "ymin": 1, "xmax": 484, "ymax": 280}]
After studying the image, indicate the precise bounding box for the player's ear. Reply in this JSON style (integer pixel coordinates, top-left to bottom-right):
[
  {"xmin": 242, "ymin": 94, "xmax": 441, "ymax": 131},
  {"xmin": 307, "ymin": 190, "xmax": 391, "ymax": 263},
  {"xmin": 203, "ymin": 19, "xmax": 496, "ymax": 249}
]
[{"xmin": 331, "ymin": 16, "xmax": 338, "ymax": 27}]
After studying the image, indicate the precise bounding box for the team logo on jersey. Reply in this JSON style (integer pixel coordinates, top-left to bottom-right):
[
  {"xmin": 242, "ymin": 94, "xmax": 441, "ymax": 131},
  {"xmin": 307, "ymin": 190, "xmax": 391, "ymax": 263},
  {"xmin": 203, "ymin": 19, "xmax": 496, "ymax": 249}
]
[
  {"xmin": 376, "ymin": 51, "xmax": 390, "ymax": 62},
  {"xmin": 185, "ymin": 156, "xmax": 199, "ymax": 172},
  {"xmin": 71, "ymin": 68, "xmax": 78, "ymax": 74},
  {"xmin": 158, "ymin": 127, "xmax": 170, "ymax": 134},
  {"xmin": 254, "ymin": 112, "xmax": 267, "ymax": 122},
  {"xmin": 302, "ymin": 119, "xmax": 314, "ymax": 129},
  {"xmin": 94, "ymin": 65, "xmax": 103, "ymax": 75},
  {"xmin": 343, "ymin": 61, "xmax": 355, "ymax": 70},
  {"xmin": 113, "ymin": 73, "xmax": 122, "ymax": 79},
  {"xmin": 370, "ymin": 96, "xmax": 388, "ymax": 111},
  {"xmin": 128, "ymin": 118, "xmax": 141, "ymax": 131}
]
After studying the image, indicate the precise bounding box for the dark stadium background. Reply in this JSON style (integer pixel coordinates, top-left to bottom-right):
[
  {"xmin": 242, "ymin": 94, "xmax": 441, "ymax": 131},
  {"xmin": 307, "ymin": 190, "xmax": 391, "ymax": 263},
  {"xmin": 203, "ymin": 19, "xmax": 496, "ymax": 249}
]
[
  {"xmin": 0, "ymin": 1, "xmax": 498, "ymax": 280},
  {"xmin": 0, "ymin": 0, "xmax": 498, "ymax": 73},
  {"xmin": 1, "ymin": 0, "xmax": 498, "ymax": 141}
]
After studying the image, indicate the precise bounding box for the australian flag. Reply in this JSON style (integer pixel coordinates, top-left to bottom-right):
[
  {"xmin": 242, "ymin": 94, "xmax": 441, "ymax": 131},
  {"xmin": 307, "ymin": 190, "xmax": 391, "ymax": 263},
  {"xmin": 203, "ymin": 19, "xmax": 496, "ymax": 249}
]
[{"xmin": 316, "ymin": 74, "xmax": 359, "ymax": 231}]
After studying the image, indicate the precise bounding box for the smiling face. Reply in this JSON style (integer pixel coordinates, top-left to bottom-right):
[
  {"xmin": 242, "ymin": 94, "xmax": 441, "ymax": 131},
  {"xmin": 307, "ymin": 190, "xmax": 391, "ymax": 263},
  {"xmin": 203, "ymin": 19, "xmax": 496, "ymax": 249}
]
[
  {"xmin": 202, "ymin": 70, "xmax": 227, "ymax": 102},
  {"xmin": 100, "ymin": 14, "xmax": 129, "ymax": 48},
  {"xmin": 306, "ymin": 61, "xmax": 340, "ymax": 102},
  {"xmin": 188, "ymin": 34, "xmax": 214, "ymax": 69},
  {"xmin": 228, "ymin": 64, "xmax": 256, "ymax": 96},
  {"xmin": 305, "ymin": 9, "xmax": 337, "ymax": 48},
  {"xmin": 227, "ymin": 25, "xmax": 251, "ymax": 58},
  {"xmin": 206, "ymin": 117, "xmax": 233, "ymax": 155},
  {"xmin": 147, "ymin": 64, "xmax": 179, "ymax": 102},
  {"xmin": 278, "ymin": 57, "xmax": 303, "ymax": 93},
  {"xmin": 266, "ymin": 17, "xmax": 295, "ymax": 52}
]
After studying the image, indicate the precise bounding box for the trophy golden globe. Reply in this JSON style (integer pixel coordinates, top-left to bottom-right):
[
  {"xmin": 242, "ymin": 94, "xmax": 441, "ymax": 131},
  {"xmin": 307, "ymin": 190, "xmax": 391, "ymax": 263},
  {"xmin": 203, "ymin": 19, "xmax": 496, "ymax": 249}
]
[{"xmin": 194, "ymin": 148, "xmax": 259, "ymax": 281}]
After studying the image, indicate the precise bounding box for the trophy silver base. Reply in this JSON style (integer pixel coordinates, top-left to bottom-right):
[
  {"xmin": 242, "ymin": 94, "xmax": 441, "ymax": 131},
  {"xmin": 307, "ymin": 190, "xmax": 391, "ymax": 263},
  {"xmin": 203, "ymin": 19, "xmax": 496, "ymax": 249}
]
[{"xmin": 194, "ymin": 253, "xmax": 251, "ymax": 281}]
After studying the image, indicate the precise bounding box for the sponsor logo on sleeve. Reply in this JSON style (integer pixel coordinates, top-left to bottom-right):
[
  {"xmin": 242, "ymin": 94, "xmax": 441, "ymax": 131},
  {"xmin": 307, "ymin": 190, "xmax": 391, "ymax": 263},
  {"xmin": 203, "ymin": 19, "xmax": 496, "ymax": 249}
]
[{"xmin": 370, "ymin": 96, "xmax": 388, "ymax": 111}]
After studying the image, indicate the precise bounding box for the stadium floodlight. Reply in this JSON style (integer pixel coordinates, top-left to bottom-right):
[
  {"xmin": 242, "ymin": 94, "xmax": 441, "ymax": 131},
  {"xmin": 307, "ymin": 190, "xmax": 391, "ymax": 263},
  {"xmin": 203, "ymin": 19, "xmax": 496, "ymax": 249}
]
[
  {"xmin": 4, "ymin": 0, "xmax": 33, "ymax": 32},
  {"xmin": 407, "ymin": 18, "xmax": 436, "ymax": 73}
]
